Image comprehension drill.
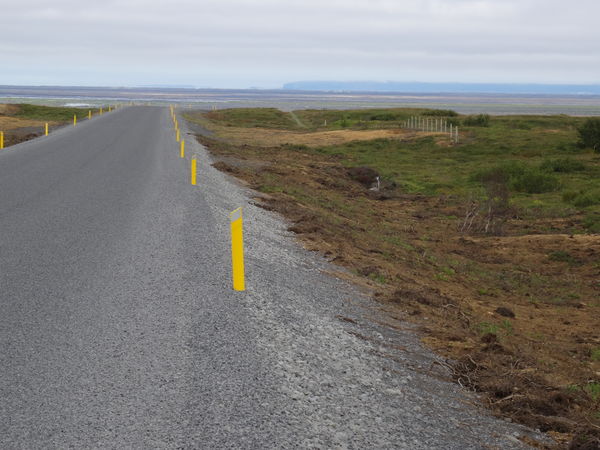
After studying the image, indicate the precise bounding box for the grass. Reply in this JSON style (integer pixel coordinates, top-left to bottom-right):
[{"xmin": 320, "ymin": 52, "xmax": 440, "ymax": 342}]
[
  {"xmin": 13, "ymin": 104, "xmax": 98, "ymax": 121},
  {"xmin": 548, "ymin": 250, "xmax": 581, "ymax": 265},
  {"xmin": 205, "ymin": 108, "xmax": 300, "ymax": 129},
  {"xmin": 586, "ymin": 383, "xmax": 600, "ymax": 401}
]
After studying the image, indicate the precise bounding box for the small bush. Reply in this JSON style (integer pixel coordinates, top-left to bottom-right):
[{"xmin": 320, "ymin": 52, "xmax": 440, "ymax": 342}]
[
  {"xmin": 585, "ymin": 382, "xmax": 600, "ymax": 401},
  {"xmin": 507, "ymin": 121, "xmax": 533, "ymax": 130},
  {"xmin": 422, "ymin": 109, "xmax": 458, "ymax": 117},
  {"xmin": 369, "ymin": 113, "xmax": 396, "ymax": 121},
  {"xmin": 476, "ymin": 322, "xmax": 499, "ymax": 335},
  {"xmin": 472, "ymin": 162, "xmax": 559, "ymax": 194},
  {"xmin": 562, "ymin": 190, "xmax": 600, "ymax": 208},
  {"xmin": 577, "ymin": 118, "xmax": 600, "ymax": 152},
  {"xmin": 573, "ymin": 192, "xmax": 600, "ymax": 208},
  {"xmin": 540, "ymin": 157, "xmax": 585, "ymax": 173},
  {"xmin": 511, "ymin": 170, "xmax": 560, "ymax": 194},
  {"xmin": 548, "ymin": 250, "xmax": 580, "ymax": 265},
  {"xmin": 463, "ymin": 114, "xmax": 491, "ymax": 127},
  {"xmin": 562, "ymin": 190, "xmax": 578, "ymax": 202},
  {"xmin": 471, "ymin": 161, "xmax": 527, "ymax": 184},
  {"xmin": 583, "ymin": 213, "xmax": 600, "ymax": 233}
]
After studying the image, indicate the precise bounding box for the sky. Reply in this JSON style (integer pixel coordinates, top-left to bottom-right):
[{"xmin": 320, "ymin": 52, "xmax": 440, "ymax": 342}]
[{"xmin": 0, "ymin": 0, "xmax": 599, "ymax": 88}]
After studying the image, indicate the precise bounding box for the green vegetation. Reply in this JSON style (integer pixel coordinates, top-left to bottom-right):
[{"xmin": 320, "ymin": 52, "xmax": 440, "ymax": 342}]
[
  {"xmin": 586, "ymin": 382, "xmax": 600, "ymax": 401},
  {"xmin": 578, "ymin": 117, "xmax": 600, "ymax": 152},
  {"xmin": 422, "ymin": 109, "xmax": 458, "ymax": 117},
  {"xmin": 475, "ymin": 320, "xmax": 513, "ymax": 336},
  {"xmin": 463, "ymin": 114, "xmax": 491, "ymax": 127},
  {"xmin": 583, "ymin": 212, "xmax": 600, "ymax": 233},
  {"xmin": 540, "ymin": 157, "xmax": 586, "ymax": 173},
  {"xmin": 13, "ymin": 104, "xmax": 97, "ymax": 121},
  {"xmin": 200, "ymin": 107, "xmax": 600, "ymax": 233},
  {"xmin": 206, "ymin": 108, "xmax": 300, "ymax": 129},
  {"xmin": 471, "ymin": 161, "xmax": 561, "ymax": 194},
  {"xmin": 548, "ymin": 250, "xmax": 581, "ymax": 265}
]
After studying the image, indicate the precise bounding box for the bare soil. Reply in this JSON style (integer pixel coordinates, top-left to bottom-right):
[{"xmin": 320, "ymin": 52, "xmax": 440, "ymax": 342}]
[{"xmin": 0, "ymin": 110, "xmax": 60, "ymax": 147}]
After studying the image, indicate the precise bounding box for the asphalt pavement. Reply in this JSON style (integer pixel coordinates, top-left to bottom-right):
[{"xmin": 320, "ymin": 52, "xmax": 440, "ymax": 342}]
[{"xmin": 0, "ymin": 106, "xmax": 546, "ymax": 449}]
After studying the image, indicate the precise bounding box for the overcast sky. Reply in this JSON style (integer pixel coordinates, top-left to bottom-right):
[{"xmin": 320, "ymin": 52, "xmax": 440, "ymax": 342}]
[{"xmin": 1, "ymin": 0, "xmax": 598, "ymax": 88}]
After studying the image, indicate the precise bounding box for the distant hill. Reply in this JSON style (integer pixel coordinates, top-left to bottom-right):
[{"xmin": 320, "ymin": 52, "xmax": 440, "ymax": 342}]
[{"xmin": 282, "ymin": 81, "xmax": 600, "ymax": 95}]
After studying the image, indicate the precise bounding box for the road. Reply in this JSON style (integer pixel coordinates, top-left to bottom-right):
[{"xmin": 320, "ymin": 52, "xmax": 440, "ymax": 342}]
[{"xmin": 0, "ymin": 106, "xmax": 543, "ymax": 448}]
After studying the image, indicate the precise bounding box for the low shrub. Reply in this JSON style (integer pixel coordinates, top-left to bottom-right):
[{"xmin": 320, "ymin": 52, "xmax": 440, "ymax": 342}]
[
  {"xmin": 573, "ymin": 192, "xmax": 600, "ymax": 208},
  {"xmin": 511, "ymin": 170, "xmax": 560, "ymax": 194},
  {"xmin": 369, "ymin": 113, "xmax": 397, "ymax": 121},
  {"xmin": 463, "ymin": 114, "xmax": 491, "ymax": 127},
  {"xmin": 422, "ymin": 109, "xmax": 458, "ymax": 117},
  {"xmin": 472, "ymin": 161, "xmax": 560, "ymax": 194},
  {"xmin": 563, "ymin": 190, "xmax": 600, "ymax": 208},
  {"xmin": 577, "ymin": 117, "xmax": 600, "ymax": 152},
  {"xmin": 583, "ymin": 213, "xmax": 600, "ymax": 233},
  {"xmin": 540, "ymin": 157, "xmax": 585, "ymax": 173}
]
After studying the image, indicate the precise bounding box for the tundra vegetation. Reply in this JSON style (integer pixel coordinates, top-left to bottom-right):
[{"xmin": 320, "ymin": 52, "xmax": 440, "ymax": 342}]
[
  {"xmin": 187, "ymin": 107, "xmax": 600, "ymax": 448},
  {"xmin": 0, "ymin": 103, "xmax": 99, "ymax": 147}
]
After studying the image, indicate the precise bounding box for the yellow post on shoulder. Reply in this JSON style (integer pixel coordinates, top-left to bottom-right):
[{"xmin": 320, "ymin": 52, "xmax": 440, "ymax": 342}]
[
  {"xmin": 0, "ymin": 131, "xmax": 3, "ymax": 149},
  {"xmin": 230, "ymin": 208, "xmax": 246, "ymax": 291},
  {"xmin": 88, "ymin": 110, "xmax": 91, "ymax": 120},
  {"xmin": 180, "ymin": 139, "xmax": 185, "ymax": 158},
  {"xmin": 176, "ymin": 129, "xmax": 180, "ymax": 142},
  {"xmin": 45, "ymin": 123, "xmax": 48, "ymax": 136},
  {"xmin": 100, "ymin": 107, "xmax": 103, "ymax": 115},
  {"xmin": 191, "ymin": 156, "xmax": 197, "ymax": 185},
  {"xmin": 73, "ymin": 115, "xmax": 77, "ymax": 126}
]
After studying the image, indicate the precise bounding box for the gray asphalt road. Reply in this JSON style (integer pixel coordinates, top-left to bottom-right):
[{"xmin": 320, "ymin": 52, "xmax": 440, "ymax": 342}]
[{"xmin": 0, "ymin": 106, "xmax": 545, "ymax": 449}]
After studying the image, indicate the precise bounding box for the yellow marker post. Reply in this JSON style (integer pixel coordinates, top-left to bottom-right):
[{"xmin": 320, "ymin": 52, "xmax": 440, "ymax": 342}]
[
  {"xmin": 0, "ymin": 131, "xmax": 3, "ymax": 149},
  {"xmin": 45, "ymin": 123, "xmax": 48, "ymax": 136},
  {"xmin": 230, "ymin": 207, "xmax": 245, "ymax": 291},
  {"xmin": 176, "ymin": 129, "xmax": 180, "ymax": 143},
  {"xmin": 88, "ymin": 110, "xmax": 92, "ymax": 120},
  {"xmin": 73, "ymin": 115, "xmax": 77, "ymax": 126},
  {"xmin": 191, "ymin": 156, "xmax": 197, "ymax": 185},
  {"xmin": 100, "ymin": 107, "xmax": 103, "ymax": 115}
]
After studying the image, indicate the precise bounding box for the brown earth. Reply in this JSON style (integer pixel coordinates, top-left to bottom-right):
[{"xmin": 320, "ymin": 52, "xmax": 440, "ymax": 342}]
[
  {"xmin": 195, "ymin": 129, "xmax": 600, "ymax": 449},
  {"xmin": 185, "ymin": 111, "xmax": 447, "ymax": 147},
  {"xmin": 0, "ymin": 109, "xmax": 60, "ymax": 147},
  {"xmin": 212, "ymin": 127, "xmax": 421, "ymax": 147}
]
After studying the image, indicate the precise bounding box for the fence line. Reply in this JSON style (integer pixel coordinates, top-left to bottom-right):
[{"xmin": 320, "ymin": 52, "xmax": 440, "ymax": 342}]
[{"xmin": 403, "ymin": 116, "xmax": 459, "ymax": 144}]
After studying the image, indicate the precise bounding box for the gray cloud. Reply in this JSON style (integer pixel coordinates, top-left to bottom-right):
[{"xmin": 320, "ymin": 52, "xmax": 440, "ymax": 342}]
[{"xmin": 0, "ymin": 0, "xmax": 598, "ymax": 87}]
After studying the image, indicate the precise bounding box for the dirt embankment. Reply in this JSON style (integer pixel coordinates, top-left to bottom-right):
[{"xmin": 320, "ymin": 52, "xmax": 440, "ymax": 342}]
[
  {"xmin": 195, "ymin": 128, "xmax": 600, "ymax": 449},
  {"xmin": 0, "ymin": 104, "xmax": 64, "ymax": 147}
]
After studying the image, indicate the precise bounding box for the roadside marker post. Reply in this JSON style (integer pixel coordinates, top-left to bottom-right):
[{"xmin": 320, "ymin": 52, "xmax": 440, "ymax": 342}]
[
  {"xmin": 88, "ymin": 110, "xmax": 92, "ymax": 120},
  {"xmin": 45, "ymin": 123, "xmax": 48, "ymax": 136},
  {"xmin": 230, "ymin": 207, "xmax": 246, "ymax": 291},
  {"xmin": 176, "ymin": 129, "xmax": 180, "ymax": 142},
  {"xmin": 73, "ymin": 115, "xmax": 77, "ymax": 126},
  {"xmin": 0, "ymin": 131, "xmax": 3, "ymax": 149},
  {"xmin": 191, "ymin": 156, "xmax": 197, "ymax": 185},
  {"xmin": 100, "ymin": 107, "xmax": 103, "ymax": 115},
  {"xmin": 180, "ymin": 139, "xmax": 185, "ymax": 158}
]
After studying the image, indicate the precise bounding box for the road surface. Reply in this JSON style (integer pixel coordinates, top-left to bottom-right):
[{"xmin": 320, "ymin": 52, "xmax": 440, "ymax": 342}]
[{"xmin": 0, "ymin": 106, "xmax": 544, "ymax": 448}]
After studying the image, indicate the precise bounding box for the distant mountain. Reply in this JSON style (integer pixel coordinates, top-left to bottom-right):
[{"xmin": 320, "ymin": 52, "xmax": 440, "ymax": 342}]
[{"xmin": 282, "ymin": 81, "xmax": 600, "ymax": 95}]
